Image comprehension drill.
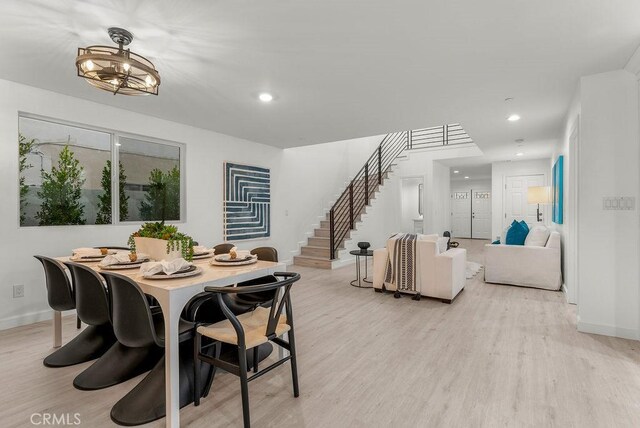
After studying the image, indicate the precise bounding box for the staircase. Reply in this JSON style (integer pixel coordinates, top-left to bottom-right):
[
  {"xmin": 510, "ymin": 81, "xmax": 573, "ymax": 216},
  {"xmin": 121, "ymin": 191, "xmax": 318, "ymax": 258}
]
[
  {"xmin": 293, "ymin": 124, "xmax": 473, "ymax": 269},
  {"xmin": 293, "ymin": 131, "xmax": 407, "ymax": 268}
]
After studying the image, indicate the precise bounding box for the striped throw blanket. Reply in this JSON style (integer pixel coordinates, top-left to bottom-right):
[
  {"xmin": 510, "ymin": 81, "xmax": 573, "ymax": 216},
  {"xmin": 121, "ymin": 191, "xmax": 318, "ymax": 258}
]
[{"xmin": 384, "ymin": 233, "xmax": 418, "ymax": 296}]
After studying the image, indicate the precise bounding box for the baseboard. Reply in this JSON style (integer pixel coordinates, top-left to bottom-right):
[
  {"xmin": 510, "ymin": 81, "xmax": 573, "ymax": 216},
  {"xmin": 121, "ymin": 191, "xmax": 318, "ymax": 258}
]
[
  {"xmin": 330, "ymin": 257, "xmax": 356, "ymax": 270},
  {"xmin": 1, "ymin": 310, "xmax": 45, "ymax": 331},
  {"xmin": 577, "ymin": 320, "xmax": 639, "ymax": 341}
]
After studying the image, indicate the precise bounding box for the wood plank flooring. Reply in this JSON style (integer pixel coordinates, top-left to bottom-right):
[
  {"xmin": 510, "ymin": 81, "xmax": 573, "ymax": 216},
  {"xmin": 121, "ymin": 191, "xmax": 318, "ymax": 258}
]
[{"xmin": 1, "ymin": 239, "xmax": 639, "ymax": 427}]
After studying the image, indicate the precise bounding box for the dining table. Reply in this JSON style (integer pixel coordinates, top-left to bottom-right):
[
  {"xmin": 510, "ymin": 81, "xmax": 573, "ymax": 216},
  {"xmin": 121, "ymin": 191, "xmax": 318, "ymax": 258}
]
[{"xmin": 54, "ymin": 253, "xmax": 286, "ymax": 428}]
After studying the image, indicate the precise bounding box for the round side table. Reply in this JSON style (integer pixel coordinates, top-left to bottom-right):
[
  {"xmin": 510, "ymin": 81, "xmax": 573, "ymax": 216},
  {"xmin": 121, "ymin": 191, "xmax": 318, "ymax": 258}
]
[{"xmin": 349, "ymin": 249, "xmax": 374, "ymax": 288}]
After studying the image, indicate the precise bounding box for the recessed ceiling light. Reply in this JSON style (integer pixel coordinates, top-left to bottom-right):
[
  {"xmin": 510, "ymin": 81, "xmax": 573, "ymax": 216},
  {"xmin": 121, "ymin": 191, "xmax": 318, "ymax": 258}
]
[
  {"xmin": 507, "ymin": 114, "xmax": 521, "ymax": 122},
  {"xmin": 453, "ymin": 170, "xmax": 459, "ymax": 174},
  {"xmin": 516, "ymin": 152, "xmax": 524, "ymax": 157},
  {"xmin": 464, "ymin": 176, "xmax": 469, "ymax": 179},
  {"xmin": 258, "ymin": 93, "xmax": 274, "ymax": 102}
]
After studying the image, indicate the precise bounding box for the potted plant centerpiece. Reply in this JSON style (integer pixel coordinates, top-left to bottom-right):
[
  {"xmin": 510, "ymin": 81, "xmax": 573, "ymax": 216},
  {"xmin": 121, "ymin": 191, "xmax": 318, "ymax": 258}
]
[{"xmin": 128, "ymin": 222, "xmax": 194, "ymax": 261}]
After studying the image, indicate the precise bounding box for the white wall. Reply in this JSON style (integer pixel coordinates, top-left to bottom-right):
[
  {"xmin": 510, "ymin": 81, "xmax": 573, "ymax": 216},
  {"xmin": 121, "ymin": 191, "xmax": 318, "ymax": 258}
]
[
  {"xmin": 451, "ymin": 178, "xmax": 491, "ymax": 192},
  {"xmin": 552, "ymin": 86, "xmax": 581, "ymax": 304},
  {"xmin": 490, "ymin": 158, "xmax": 551, "ymax": 241},
  {"xmin": 576, "ymin": 69, "xmax": 640, "ymax": 340}
]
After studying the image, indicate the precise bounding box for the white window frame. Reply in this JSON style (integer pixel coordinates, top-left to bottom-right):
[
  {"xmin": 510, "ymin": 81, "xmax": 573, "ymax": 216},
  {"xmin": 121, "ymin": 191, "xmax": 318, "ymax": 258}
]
[{"xmin": 18, "ymin": 112, "xmax": 187, "ymax": 227}]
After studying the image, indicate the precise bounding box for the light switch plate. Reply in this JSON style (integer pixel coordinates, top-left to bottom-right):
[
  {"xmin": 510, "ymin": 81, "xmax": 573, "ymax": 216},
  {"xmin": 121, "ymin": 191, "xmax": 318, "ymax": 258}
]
[{"xmin": 603, "ymin": 197, "xmax": 636, "ymax": 210}]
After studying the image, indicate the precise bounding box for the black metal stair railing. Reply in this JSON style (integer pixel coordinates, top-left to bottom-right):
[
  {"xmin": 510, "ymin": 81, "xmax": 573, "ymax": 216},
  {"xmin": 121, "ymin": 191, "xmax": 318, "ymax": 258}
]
[{"xmin": 328, "ymin": 123, "xmax": 472, "ymax": 259}]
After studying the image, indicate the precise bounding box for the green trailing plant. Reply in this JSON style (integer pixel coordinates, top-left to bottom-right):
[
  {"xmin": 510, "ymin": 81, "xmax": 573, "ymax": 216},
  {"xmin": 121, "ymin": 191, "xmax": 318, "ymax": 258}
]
[
  {"xmin": 139, "ymin": 166, "xmax": 180, "ymax": 221},
  {"xmin": 19, "ymin": 133, "xmax": 36, "ymax": 224},
  {"xmin": 36, "ymin": 145, "xmax": 86, "ymax": 226},
  {"xmin": 128, "ymin": 221, "xmax": 194, "ymax": 261},
  {"xmin": 95, "ymin": 160, "xmax": 129, "ymax": 224}
]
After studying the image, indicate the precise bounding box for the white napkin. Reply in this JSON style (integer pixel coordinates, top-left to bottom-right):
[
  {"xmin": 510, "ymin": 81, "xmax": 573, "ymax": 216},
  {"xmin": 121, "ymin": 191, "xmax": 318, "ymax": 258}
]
[
  {"xmin": 140, "ymin": 258, "xmax": 192, "ymax": 276},
  {"xmin": 193, "ymin": 245, "xmax": 209, "ymax": 254},
  {"xmin": 100, "ymin": 252, "xmax": 149, "ymax": 266},
  {"xmin": 72, "ymin": 247, "xmax": 102, "ymax": 257}
]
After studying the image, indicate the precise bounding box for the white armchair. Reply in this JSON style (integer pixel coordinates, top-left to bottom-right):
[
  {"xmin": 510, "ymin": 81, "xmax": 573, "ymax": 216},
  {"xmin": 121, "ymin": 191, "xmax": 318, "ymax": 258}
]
[
  {"xmin": 484, "ymin": 231, "xmax": 562, "ymax": 290},
  {"xmin": 372, "ymin": 236, "xmax": 467, "ymax": 303}
]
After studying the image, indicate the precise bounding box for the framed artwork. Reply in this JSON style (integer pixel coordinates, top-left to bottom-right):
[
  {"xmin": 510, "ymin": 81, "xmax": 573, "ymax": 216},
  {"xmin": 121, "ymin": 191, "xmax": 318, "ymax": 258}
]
[
  {"xmin": 223, "ymin": 162, "xmax": 270, "ymax": 241},
  {"xmin": 552, "ymin": 155, "xmax": 563, "ymax": 224}
]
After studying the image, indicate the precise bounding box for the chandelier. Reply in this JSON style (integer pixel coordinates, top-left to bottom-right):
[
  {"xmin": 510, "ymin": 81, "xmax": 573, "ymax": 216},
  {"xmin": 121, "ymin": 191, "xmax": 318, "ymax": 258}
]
[{"xmin": 76, "ymin": 27, "xmax": 160, "ymax": 96}]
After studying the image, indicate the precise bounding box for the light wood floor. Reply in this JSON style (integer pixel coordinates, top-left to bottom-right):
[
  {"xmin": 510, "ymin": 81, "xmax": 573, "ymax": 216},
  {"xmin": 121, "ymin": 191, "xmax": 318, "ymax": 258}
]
[{"xmin": 2, "ymin": 239, "xmax": 640, "ymax": 427}]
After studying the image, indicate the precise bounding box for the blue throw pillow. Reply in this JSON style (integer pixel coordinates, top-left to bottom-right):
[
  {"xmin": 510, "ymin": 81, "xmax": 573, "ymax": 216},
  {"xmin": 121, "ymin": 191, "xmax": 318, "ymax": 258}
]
[
  {"xmin": 519, "ymin": 220, "xmax": 529, "ymax": 235},
  {"xmin": 505, "ymin": 220, "xmax": 528, "ymax": 245}
]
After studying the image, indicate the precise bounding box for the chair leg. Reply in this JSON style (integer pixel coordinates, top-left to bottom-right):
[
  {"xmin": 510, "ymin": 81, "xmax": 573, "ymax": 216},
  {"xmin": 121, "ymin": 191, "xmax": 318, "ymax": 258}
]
[
  {"xmin": 203, "ymin": 342, "xmax": 220, "ymax": 398},
  {"xmin": 193, "ymin": 333, "xmax": 202, "ymax": 406},
  {"xmin": 238, "ymin": 346, "xmax": 251, "ymax": 428},
  {"xmin": 76, "ymin": 315, "xmax": 81, "ymax": 329},
  {"xmin": 288, "ymin": 330, "xmax": 300, "ymax": 398}
]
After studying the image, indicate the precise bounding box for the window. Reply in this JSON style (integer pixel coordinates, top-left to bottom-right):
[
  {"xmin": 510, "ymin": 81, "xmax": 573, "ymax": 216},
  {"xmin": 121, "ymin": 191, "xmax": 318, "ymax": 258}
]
[
  {"xmin": 119, "ymin": 137, "xmax": 181, "ymax": 222},
  {"xmin": 18, "ymin": 115, "xmax": 184, "ymax": 226}
]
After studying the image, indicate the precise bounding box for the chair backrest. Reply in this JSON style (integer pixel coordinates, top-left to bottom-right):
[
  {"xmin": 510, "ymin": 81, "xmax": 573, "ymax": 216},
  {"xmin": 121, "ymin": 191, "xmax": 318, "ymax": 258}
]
[
  {"xmin": 206, "ymin": 272, "xmax": 300, "ymax": 343},
  {"xmin": 101, "ymin": 272, "xmax": 161, "ymax": 348},
  {"xmin": 34, "ymin": 255, "xmax": 75, "ymax": 312},
  {"xmin": 250, "ymin": 247, "xmax": 278, "ymax": 262},
  {"xmin": 213, "ymin": 243, "xmax": 234, "ymax": 255},
  {"xmin": 64, "ymin": 262, "xmax": 110, "ymax": 326}
]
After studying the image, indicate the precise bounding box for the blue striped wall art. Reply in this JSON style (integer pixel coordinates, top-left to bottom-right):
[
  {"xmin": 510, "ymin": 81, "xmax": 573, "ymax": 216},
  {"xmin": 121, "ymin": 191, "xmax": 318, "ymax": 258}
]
[{"xmin": 224, "ymin": 162, "xmax": 271, "ymax": 241}]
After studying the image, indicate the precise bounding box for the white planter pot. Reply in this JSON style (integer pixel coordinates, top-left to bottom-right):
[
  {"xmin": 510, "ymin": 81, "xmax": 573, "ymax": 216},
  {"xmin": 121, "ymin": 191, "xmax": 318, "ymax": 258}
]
[{"xmin": 134, "ymin": 237, "xmax": 182, "ymax": 261}]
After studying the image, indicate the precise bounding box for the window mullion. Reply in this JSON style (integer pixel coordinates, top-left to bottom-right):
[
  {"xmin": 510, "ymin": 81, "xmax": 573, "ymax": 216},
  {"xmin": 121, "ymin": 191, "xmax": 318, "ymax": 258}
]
[{"xmin": 112, "ymin": 134, "xmax": 119, "ymax": 224}]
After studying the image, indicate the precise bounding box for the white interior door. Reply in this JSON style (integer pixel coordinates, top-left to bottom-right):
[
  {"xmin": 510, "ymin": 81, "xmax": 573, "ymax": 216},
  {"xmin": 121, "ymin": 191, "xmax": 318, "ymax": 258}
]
[
  {"xmin": 504, "ymin": 174, "xmax": 544, "ymax": 229},
  {"xmin": 451, "ymin": 191, "xmax": 471, "ymax": 238},
  {"xmin": 471, "ymin": 189, "xmax": 491, "ymax": 239}
]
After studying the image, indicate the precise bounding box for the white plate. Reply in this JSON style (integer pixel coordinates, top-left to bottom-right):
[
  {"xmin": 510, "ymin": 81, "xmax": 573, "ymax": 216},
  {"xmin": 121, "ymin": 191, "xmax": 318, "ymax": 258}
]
[
  {"xmin": 143, "ymin": 266, "xmax": 203, "ymax": 280},
  {"xmin": 70, "ymin": 255, "xmax": 106, "ymax": 262},
  {"xmin": 210, "ymin": 257, "xmax": 258, "ymax": 267},
  {"xmin": 192, "ymin": 251, "xmax": 215, "ymax": 260}
]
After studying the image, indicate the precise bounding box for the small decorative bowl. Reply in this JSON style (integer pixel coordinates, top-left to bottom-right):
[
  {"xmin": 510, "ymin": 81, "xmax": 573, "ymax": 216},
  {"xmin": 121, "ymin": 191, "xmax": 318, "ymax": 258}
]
[{"xmin": 357, "ymin": 242, "xmax": 370, "ymax": 252}]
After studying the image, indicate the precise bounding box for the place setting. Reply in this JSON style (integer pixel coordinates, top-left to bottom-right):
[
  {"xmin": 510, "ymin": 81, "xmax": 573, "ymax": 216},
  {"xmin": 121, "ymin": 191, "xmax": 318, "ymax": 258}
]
[
  {"xmin": 139, "ymin": 258, "xmax": 203, "ymax": 280},
  {"xmin": 210, "ymin": 247, "xmax": 258, "ymax": 266},
  {"xmin": 191, "ymin": 245, "xmax": 215, "ymax": 260},
  {"xmin": 98, "ymin": 252, "xmax": 151, "ymax": 270},
  {"xmin": 70, "ymin": 247, "xmax": 117, "ymax": 262}
]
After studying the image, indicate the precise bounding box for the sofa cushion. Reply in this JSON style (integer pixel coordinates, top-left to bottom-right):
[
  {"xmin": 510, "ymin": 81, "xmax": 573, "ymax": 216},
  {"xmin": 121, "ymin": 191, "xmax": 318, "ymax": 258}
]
[
  {"xmin": 524, "ymin": 225, "xmax": 550, "ymax": 247},
  {"xmin": 505, "ymin": 220, "xmax": 528, "ymax": 245}
]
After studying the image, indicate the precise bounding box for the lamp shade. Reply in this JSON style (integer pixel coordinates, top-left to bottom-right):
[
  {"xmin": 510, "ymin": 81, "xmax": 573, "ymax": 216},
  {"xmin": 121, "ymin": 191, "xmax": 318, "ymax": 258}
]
[{"xmin": 527, "ymin": 186, "xmax": 552, "ymax": 204}]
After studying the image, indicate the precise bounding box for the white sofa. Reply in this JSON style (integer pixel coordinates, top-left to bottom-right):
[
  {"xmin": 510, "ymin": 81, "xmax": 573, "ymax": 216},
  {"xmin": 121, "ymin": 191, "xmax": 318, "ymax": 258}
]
[
  {"xmin": 484, "ymin": 231, "xmax": 562, "ymax": 290},
  {"xmin": 372, "ymin": 235, "xmax": 467, "ymax": 303}
]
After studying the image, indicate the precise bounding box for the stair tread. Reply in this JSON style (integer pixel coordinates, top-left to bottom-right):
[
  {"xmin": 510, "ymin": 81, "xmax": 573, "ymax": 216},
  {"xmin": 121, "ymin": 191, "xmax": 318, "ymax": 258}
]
[{"xmin": 294, "ymin": 255, "xmax": 331, "ymax": 260}]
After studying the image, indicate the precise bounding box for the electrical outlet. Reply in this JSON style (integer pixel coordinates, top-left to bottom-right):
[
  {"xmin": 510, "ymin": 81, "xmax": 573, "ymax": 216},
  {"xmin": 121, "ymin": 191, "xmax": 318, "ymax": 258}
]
[{"xmin": 13, "ymin": 284, "xmax": 24, "ymax": 298}]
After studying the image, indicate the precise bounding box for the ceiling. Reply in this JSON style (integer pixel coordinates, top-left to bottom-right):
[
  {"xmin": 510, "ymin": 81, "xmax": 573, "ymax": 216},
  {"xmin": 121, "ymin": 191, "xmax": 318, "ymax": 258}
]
[
  {"xmin": 2, "ymin": 1, "xmax": 640, "ymax": 158},
  {"xmin": 446, "ymin": 163, "xmax": 492, "ymax": 181}
]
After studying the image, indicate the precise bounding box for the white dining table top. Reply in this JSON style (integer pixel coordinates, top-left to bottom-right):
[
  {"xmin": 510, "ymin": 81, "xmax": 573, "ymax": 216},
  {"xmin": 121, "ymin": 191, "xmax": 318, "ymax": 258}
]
[{"xmin": 55, "ymin": 256, "xmax": 282, "ymax": 291}]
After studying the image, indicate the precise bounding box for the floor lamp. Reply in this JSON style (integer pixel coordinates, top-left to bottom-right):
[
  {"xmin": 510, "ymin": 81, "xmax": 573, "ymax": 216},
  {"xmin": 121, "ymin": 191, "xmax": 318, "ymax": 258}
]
[{"xmin": 527, "ymin": 186, "xmax": 551, "ymax": 223}]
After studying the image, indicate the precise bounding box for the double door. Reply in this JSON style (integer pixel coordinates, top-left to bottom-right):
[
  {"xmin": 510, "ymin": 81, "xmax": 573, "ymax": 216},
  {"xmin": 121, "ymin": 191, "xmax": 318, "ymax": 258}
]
[{"xmin": 451, "ymin": 189, "xmax": 491, "ymax": 239}]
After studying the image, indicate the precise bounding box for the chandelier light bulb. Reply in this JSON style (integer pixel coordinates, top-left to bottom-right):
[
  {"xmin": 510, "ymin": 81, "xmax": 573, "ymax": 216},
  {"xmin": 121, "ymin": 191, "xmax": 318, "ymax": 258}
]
[
  {"xmin": 83, "ymin": 60, "xmax": 94, "ymax": 71},
  {"xmin": 123, "ymin": 62, "xmax": 130, "ymax": 72}
]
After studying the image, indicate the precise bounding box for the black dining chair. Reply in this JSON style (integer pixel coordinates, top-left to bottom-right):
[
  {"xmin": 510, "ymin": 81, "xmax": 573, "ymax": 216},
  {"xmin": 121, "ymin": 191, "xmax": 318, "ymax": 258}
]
[
  {"xmin": 193, "ymin": 272, "xmax": 301, "ymax": 428},
  {"xmin": 64, "ymin": 262, "xmax": 162, "ymax": 391},
  {"xmin": 234, "ymin": 247, "xmax": 280, "ymax": 306},
  {"xmin": 35, "ymin": 255, "xmax": 108, "ymax": 367},
  {"xmin": 101, "ymin": 271, "xmax": 208, "ymax": 426},
  {"xmin": 213, "ymin": 243, "xmax": 234, "ymax": 255}
]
